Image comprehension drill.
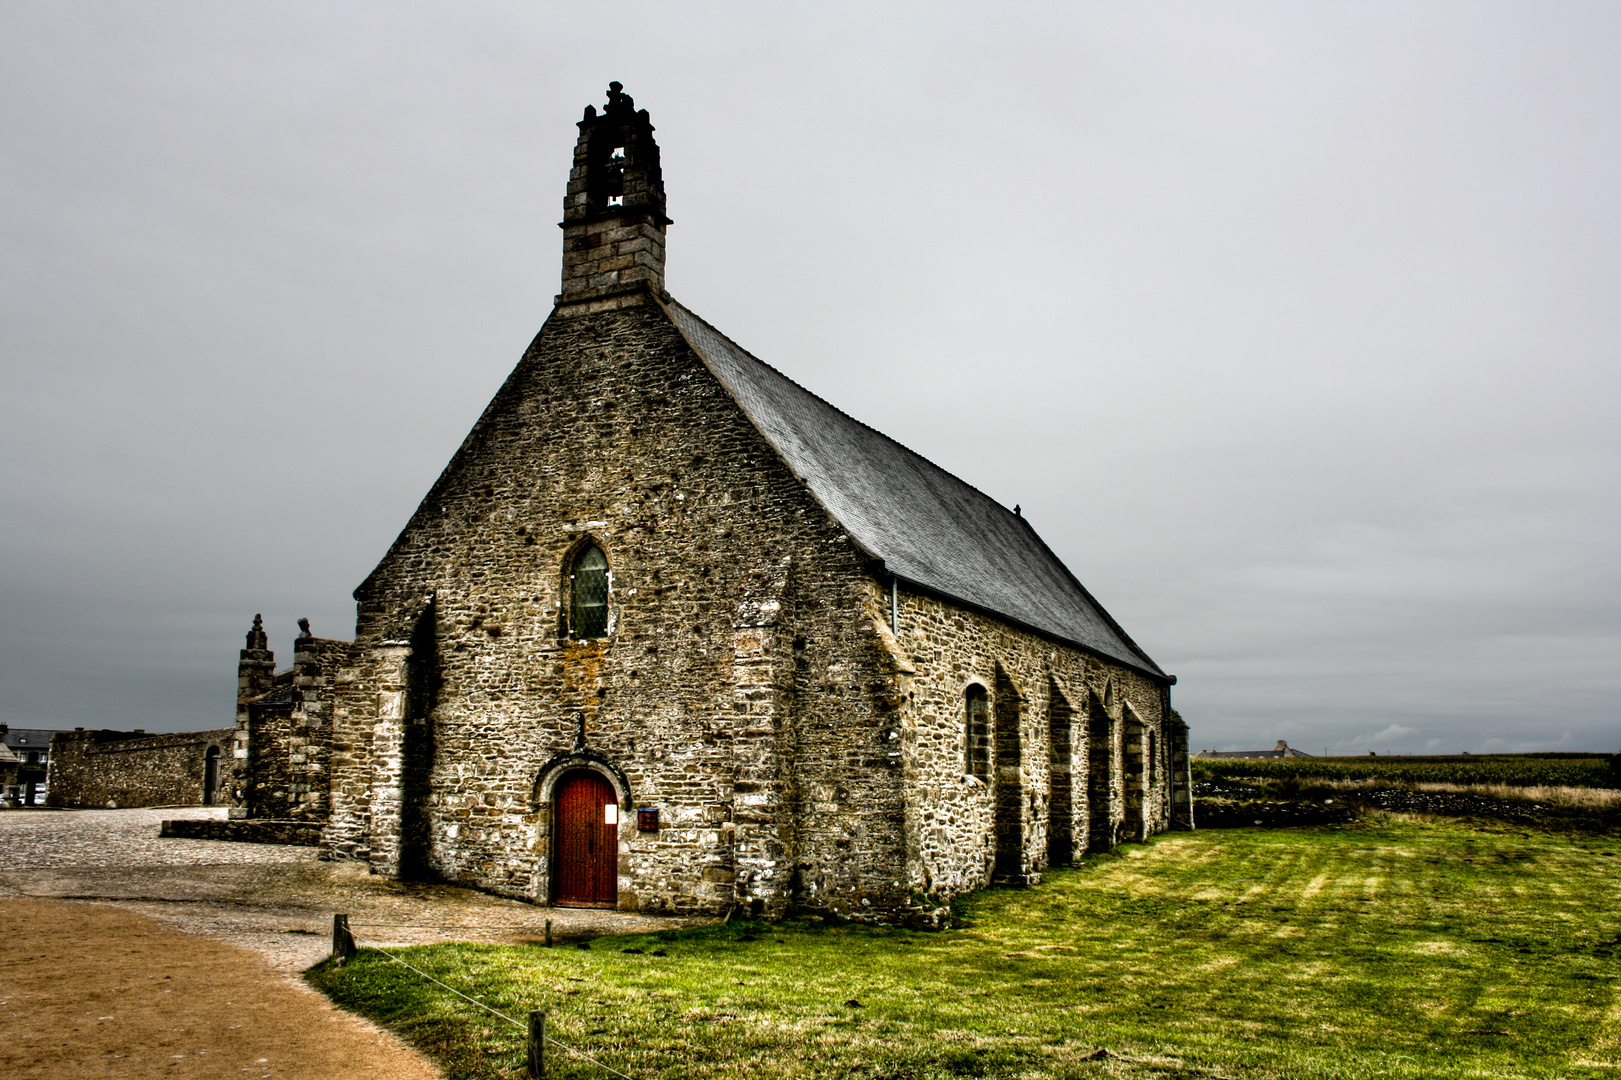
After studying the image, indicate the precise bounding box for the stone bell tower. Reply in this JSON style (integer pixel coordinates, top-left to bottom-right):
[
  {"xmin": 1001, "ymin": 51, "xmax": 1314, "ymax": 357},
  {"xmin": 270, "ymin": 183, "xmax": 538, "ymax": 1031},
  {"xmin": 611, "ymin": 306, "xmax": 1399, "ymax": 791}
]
[{"xmin": 558, "ymin": 82, "xmax": 670, "ymax": 309}]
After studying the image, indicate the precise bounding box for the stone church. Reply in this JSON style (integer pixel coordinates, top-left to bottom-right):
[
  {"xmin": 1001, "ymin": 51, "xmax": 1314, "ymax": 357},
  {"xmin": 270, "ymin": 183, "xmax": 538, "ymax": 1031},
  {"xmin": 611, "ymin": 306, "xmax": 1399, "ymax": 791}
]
[{"xmin": 231, "ymin": 84, "xmax": 1191, "ymax": 921}]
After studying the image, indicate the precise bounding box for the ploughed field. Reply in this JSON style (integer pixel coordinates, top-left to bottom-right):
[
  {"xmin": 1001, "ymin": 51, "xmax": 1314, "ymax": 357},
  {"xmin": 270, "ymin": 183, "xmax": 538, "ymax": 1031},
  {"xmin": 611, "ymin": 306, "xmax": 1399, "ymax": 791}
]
[
  {"xmin": 308, "ymin": 822, "xmax": 1621, "ymax": 1079},
  {"xmin": 1192, "ymin": 753, "xmax": 1621, "ymax": 834}
]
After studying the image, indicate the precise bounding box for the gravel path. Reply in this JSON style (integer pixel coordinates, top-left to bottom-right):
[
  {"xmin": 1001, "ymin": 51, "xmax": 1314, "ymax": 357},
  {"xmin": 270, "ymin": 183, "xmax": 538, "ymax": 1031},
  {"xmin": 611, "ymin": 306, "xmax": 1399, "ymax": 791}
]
[
  {"xmin": 0, "ymin": 807, "xmax": 711, "ymax": 970},
  {"xmin": 1, "ymin": 806, "xmax": 314, "ymax": 870}
]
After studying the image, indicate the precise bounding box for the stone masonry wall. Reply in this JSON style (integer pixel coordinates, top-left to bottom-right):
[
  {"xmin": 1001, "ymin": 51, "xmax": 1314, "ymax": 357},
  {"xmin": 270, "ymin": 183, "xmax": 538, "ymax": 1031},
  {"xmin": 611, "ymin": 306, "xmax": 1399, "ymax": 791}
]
[
  {"xmin": 47, "ymin": 729, "xmax": 237, "ymax": 809},
  {"xmin": 243, "ymin": 636, "xmax": 354, "ymax": 820},
  {"xmin": 885, "ymin": 581, "xmax": 1172, "ymax": 902},
  {"xmin": 325, "ymin": 294, "xmax": 905, "ymax": 917},
  {"xmin": 323, "ymin": 643, "xmax": 403, "ymax": 863},
  {"xmin": 244, "ymin": 690, "xmax": 295, "ymax": 816}
]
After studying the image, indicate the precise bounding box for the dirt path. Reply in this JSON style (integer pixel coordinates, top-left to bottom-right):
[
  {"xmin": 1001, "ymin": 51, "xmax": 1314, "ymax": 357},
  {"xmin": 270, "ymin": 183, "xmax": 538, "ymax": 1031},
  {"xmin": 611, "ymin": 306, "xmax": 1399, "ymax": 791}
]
[{"xmin": 0, "ymin": 898, "xmax": 442, "ymax": 1080}]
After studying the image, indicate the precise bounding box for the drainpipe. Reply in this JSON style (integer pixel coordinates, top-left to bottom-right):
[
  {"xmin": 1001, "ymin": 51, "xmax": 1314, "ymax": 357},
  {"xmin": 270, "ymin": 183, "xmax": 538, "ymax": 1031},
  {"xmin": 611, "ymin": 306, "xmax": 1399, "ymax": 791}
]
[{"xmin": 890, "ymin": 576, "xmax": 899, "ymax": 635}]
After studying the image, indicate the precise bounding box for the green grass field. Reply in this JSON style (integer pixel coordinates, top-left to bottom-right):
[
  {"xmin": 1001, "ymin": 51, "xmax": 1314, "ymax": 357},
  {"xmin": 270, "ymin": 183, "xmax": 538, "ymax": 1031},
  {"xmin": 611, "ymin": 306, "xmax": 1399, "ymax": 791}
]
[{"xmin": 308, "ymin": 821, "xmax": 1621, "ymax": 1079}]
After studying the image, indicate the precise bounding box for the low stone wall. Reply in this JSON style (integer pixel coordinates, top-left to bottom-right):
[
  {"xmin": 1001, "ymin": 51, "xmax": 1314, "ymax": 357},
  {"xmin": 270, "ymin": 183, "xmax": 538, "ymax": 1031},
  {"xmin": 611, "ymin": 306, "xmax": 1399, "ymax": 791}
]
[
  {"xmin": 160, "ymin": 818, "xmax": 322, "ymax": 846},
  {"xmin": 1193, "ymin": 797, "xmax": 1358, "ymax": 829},
  {"xmin": 48, "ymin": 729, "xmax": 237, "ymax": 809}
]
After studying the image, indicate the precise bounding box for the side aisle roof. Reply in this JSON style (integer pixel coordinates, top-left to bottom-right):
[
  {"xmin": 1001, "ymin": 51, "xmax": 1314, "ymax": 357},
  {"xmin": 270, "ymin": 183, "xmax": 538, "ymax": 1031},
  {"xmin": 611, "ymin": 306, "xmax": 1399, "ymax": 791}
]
[{"xmin": 663, "ymin": 298, "xmax": 1167, "ymax": 681}]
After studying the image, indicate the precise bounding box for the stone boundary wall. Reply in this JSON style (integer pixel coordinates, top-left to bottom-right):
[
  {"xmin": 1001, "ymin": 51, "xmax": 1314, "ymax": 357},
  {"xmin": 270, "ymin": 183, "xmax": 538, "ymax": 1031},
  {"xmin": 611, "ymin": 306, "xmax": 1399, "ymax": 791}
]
[{"xmin": 47, "ymin": 729, "xmax": 237, "ymax": 809}]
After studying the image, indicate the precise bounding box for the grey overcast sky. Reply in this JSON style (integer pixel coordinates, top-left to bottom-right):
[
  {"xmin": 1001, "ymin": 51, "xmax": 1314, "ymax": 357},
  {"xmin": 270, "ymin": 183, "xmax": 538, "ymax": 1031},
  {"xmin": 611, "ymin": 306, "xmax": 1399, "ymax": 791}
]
[{"xmin": 2, "ymin": 2, "xmax": 1617, "ymax": 753}]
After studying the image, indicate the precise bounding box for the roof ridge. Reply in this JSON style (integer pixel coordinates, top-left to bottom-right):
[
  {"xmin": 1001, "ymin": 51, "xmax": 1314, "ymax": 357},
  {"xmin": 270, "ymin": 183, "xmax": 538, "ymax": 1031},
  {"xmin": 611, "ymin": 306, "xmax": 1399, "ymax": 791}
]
[{"xmin": 662, "ymin": 297, "xmax": 1030, "ymax": 530}]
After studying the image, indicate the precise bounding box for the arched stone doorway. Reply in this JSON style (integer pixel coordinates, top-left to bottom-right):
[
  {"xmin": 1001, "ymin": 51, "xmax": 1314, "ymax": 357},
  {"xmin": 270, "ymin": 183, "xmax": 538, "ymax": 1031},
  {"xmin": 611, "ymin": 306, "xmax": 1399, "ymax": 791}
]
[{"xmin": 553, "ymin": 770, "xmax": 619, "ymax": 908}]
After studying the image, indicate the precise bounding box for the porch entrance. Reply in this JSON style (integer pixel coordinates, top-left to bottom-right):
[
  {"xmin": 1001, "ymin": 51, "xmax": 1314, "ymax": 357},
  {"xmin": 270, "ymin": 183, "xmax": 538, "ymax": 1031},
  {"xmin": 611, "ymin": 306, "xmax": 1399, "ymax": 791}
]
[{"xmin": 553, "ymin": 770, "xmax": 618, "ymax": 908}]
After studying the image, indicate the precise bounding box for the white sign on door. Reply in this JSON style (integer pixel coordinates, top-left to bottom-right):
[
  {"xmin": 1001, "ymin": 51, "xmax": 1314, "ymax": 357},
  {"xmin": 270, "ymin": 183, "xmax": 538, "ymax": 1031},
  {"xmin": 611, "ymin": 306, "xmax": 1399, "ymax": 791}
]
[{"xmin": 604, "ymin": 804, "xmax": 618, "ymax": 825}]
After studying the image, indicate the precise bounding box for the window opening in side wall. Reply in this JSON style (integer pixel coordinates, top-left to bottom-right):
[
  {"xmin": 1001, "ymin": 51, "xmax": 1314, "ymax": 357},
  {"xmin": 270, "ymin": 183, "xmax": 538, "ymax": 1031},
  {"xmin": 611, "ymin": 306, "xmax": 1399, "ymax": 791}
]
[
  {"xmin": 569, "ymin": 543, "xmax": 610, "ymax": 639},
  {"xmin": 965, "ymin": 684, "xmax": 991, "ymax": 782}
]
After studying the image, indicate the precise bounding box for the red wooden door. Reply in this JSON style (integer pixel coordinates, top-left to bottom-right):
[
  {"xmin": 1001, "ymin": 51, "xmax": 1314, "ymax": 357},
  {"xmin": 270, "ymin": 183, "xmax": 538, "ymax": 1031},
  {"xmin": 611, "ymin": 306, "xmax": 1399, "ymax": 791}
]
[{"xmin": 554, "ymin": 771, "xmax": 618, "ymax": 908}]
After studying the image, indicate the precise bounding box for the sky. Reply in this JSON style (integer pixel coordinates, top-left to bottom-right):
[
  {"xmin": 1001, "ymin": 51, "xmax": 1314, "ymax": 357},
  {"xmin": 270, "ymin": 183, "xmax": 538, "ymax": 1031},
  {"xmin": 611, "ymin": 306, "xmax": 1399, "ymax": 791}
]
[{"xmin": 2, "ymin": 1, "xmax": 1617, "ymax": 754}]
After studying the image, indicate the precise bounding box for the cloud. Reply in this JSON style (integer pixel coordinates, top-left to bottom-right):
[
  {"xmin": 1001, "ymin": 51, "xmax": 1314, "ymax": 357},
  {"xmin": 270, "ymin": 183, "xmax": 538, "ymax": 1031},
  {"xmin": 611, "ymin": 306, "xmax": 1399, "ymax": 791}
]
[
  {"xmin": 1, "ymin": 4, "xmax": 1616, "ymax": 746},
  {"xmin": 1368, "ymin": 725, "xmax": 1419, "ymax": 744}
]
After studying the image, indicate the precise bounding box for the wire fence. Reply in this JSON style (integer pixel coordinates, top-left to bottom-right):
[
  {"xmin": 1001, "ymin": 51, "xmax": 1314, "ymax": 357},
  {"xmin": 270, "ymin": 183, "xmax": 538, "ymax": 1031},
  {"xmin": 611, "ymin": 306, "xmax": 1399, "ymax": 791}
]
[
  {"xmin": 330, "ymin": 920, "xmax": 561, "ymax": 932},
  {"xmin": 333, "ymin": 914, "xmax": 640, "ymax": 1080}
]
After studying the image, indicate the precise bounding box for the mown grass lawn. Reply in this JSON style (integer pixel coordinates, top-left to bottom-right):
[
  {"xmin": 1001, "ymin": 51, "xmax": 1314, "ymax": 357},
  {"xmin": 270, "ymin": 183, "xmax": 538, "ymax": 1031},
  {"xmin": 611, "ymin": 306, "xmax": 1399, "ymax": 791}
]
[{"xmin": 308, "ymin": 821, "xmax": 1621, "ymax": 1079}]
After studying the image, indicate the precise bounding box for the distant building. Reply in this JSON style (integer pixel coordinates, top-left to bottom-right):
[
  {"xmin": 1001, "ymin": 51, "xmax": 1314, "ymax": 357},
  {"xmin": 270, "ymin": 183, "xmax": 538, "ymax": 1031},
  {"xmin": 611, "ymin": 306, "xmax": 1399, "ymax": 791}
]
[
  {"xmin": 1194, "ymin": 740, "xmax": 1313, "ymax": 760},
  {"xmin": 1, "ymin": 726, "xmax": 59, "ymax": 768},
  {"xmin": 0, "ymin": 742, "xmax": 21, "ymax": 803},
  {"xmin": 0, "ymin": 725, "xmax": 58, "ymax": 806}
]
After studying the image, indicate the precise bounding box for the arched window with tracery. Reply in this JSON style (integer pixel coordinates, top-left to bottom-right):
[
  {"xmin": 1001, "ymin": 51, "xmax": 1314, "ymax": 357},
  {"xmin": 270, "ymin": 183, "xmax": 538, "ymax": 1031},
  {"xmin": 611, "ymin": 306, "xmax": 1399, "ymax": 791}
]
[{"xmin": 568, "ymin": 543, "xmax": 610, "ymax": 639}]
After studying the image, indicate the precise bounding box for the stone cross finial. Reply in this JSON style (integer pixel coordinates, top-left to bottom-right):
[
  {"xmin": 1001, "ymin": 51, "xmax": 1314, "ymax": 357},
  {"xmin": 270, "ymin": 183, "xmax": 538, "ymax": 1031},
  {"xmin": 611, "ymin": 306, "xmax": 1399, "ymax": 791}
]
[{"xmin": 246, "ymin": 614, "xmax": 268, "ymax": 651}]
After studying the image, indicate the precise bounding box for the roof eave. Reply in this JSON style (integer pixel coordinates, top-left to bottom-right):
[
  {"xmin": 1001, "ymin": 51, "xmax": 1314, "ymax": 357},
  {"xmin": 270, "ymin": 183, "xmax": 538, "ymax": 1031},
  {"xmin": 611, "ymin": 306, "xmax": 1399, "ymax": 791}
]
[{"xmin": 879, "ymin": 566, "xmax": 1173, "ymax": 685}]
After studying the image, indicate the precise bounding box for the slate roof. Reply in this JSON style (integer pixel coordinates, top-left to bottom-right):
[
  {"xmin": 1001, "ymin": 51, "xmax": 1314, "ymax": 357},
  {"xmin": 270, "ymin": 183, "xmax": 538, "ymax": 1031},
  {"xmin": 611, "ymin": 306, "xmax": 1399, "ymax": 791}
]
[
  {"xmin": 1, "ymin": 729, "xmax": 61, "ymax": 753},
  {"xmin": 664, "ymin": 299, "xmax": 1167, "ymax": 680}
]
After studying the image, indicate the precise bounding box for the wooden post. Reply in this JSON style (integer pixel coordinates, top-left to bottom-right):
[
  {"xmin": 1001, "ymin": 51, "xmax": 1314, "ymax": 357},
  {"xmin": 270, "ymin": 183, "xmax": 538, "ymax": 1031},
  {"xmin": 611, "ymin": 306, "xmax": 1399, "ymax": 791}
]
[
  {"xmin": 1185, "ymin": 755, "xmax": 1196, "ymax": 830},
  {"xmin": 544, "ymin": 919, "xmax": 553, "ymax": 948},
  {"xmin": 527, "ymin": 1009, "xmax": 546, "ymax": 1079},
  {"xmin": 332, "ymin": 914, "xmax": 356, "ymax": 964}
]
